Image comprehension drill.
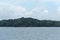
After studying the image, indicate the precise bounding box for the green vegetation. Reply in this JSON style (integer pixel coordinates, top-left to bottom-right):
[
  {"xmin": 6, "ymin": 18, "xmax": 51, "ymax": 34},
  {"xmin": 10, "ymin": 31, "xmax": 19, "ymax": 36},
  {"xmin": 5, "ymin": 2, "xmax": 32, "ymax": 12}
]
[{"xmin": 0, "ymin": 17, "xmax": 60, "ymax": 27}]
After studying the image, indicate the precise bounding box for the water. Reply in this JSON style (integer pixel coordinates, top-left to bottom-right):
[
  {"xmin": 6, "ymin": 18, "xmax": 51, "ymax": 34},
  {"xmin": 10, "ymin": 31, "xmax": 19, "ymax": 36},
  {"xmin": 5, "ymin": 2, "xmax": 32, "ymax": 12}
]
[{"xmin": 0, "ymin": 27, "xmax": 60, "ymax": 40}]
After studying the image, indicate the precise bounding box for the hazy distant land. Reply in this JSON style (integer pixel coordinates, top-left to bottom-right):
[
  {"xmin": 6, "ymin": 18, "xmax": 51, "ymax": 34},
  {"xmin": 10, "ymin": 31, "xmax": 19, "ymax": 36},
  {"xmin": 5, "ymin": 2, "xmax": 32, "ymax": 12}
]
[{"xmin": 0, "ymin": 17, "xmax": 60, "ymax": 27}]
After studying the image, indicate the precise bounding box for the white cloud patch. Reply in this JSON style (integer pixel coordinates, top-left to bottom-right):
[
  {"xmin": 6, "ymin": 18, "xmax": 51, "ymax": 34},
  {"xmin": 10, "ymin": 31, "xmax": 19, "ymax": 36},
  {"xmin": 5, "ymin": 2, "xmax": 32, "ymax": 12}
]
[
  {"xmin": 31, "ymin": 7, "xmax": 48, "ymax": 14},
  {"xmin": 43, "ymin": 10, "xmax": 48, "ymax": 13},
  {"xmin": 56, "ymin": 7, "xmax": 60, "ymax": 15},
  {"xmin": 57, "ymin": 7, "xmax": 60, "ymax": 12}
]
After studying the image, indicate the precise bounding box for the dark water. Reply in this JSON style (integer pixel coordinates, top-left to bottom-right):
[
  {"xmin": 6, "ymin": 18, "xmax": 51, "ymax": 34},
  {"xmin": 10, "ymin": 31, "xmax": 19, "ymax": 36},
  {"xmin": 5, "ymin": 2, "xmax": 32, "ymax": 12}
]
[{"xmin": 0, "ymin": 27, "xmax": 60, "ymax": 40}]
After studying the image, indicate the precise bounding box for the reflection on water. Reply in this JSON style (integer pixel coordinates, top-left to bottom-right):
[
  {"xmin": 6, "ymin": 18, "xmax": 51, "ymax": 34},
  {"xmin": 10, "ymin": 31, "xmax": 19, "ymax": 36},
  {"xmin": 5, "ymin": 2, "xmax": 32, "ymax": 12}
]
[{"xmin": 0, "ymin": 27, "xmax": 60, "ymax": 40}]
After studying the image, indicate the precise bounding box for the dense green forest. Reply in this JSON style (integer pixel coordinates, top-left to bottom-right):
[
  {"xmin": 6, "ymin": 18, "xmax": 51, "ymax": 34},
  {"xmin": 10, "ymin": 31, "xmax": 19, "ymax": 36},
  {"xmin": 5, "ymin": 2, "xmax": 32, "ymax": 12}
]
[{"xmin": 0, "ymin": 17, "xmax": 60, "ymax": 27}]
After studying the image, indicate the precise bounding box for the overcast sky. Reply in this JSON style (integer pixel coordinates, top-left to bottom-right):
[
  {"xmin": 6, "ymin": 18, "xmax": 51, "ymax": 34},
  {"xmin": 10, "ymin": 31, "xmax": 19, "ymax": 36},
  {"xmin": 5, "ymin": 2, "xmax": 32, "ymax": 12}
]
[{"xmin": 0, "ymin": 0, "xmax": 60, "ymax": 20}]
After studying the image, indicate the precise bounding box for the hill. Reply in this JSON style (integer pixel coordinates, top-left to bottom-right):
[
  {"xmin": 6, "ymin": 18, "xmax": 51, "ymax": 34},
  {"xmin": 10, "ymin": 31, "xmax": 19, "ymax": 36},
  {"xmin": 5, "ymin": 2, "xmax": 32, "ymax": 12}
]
[{"xmin": 0, "ymin": 17, "xmax": 60, "ymax": 27}]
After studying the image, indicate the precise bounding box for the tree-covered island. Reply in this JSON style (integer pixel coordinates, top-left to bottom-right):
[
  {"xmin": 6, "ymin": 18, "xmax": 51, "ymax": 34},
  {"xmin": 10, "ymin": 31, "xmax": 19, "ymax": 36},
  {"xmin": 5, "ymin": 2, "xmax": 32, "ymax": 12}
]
[{"xmin": 0, "ymin": 17, "xmax": 60, "ymax": 27}]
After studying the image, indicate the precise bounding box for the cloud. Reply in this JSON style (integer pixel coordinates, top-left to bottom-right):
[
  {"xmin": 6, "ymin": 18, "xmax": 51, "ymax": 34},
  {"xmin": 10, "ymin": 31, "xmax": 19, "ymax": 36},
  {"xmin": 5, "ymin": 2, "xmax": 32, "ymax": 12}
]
[
  {"xmin": 7, "ymin": 0, "xmax": 26, "ymax": 3},
  {"xmin": 27, "ymin": 7, "xmax": 60, "ymax": 21},
  {"xmin": 0, "ymin": 3, "xmax": 33, "ymax": 19},
  {"xmin": 43, "ymin": 10, "xmax": 48, "ymax": 13},
  {"xmin": 31, "ymin": 7, "xmax": 48, "ymax": 14},
  {"xmin": 29, "ymin": 7, "xmax": 49, "ymax": 19},
  {"xmin": 57, "ymin": 7, "xmax": 60, "ymax": 12},
  {"xmin": 36, "ymin": 0, "xmax": 60, "ymax": 3},
  {"xmin": 0, "ymin": 2, "xmax": 60, "ymax": 20},
  {"xmin": 56, "ymin": 7, "xmax": 60, "ymax": 14},
  {"xmin": 10, "ymin": 0, "xmax": 59, "ymax": 3},
  {"xmin": 0, "ymin": 3, "xmax": 49, "ymax": 20}
]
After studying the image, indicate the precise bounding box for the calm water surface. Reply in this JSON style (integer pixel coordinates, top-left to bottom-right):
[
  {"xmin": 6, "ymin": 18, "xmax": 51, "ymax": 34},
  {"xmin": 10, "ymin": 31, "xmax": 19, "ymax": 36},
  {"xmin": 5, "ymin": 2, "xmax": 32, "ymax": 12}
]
[{"xmin": 0, "ymin": 27, "xmax": 60, "ymax": 40}]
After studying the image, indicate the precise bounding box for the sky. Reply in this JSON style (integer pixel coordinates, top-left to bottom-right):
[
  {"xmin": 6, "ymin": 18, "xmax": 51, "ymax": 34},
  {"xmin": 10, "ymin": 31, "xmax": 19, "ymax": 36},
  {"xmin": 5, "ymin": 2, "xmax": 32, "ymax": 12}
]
[{"xmin": 0, "ymin": 0, "xmax": 60, "ymax": 20}]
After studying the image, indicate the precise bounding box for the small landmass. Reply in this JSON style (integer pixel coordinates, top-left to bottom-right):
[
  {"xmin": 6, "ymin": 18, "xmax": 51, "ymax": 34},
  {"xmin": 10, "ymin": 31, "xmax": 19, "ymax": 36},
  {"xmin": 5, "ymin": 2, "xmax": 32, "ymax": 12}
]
[{"xmin": 0, "ymin": 17, "xmax": 60, "ymax": 27}]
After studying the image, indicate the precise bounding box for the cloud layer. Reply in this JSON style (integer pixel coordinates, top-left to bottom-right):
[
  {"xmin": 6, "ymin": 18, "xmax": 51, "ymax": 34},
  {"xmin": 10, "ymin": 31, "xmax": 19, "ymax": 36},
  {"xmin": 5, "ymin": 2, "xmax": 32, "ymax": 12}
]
[
  {"xmin": 0, "ymin": 3, "xmax": 27, "ymax": 19},
  {"xmin": 0, "ymin": 0, "xmax": 60, "ymax": 20}
]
